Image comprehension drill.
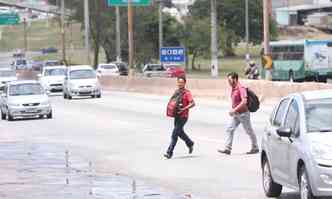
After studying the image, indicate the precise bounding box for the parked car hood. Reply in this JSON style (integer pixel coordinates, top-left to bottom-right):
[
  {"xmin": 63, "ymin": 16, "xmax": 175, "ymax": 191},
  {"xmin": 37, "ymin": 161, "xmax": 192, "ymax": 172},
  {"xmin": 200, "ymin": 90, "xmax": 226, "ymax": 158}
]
[
  {"xmin": 8, "ymin": 94, "xmax": 48, "ymax": 104},
  {"xmin": 69, "ymin": 78, "xmax": 98, "ymax": 86},
  {"xmin": 307, "ymin": 133, "xmax": 332, "ymax": 146}
]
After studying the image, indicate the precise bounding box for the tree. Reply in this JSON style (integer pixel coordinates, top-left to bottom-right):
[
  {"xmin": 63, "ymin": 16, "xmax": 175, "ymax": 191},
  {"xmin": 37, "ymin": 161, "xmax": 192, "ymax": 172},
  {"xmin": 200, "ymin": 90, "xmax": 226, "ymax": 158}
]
[
  {"xmin": 49, "ymin": 0, "xmax": 182, "ymax": 68},
  {"xmin": 188, "ymin": 0, "xmax": 278, "ymax": 57}
]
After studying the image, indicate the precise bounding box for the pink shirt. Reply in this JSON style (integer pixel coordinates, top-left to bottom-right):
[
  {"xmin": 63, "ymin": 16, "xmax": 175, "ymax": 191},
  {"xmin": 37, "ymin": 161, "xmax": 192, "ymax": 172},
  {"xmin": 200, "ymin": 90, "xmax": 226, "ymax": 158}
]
[{"xmin": 231, "ymin": 84, "xmax": 248, "ymax": 110}]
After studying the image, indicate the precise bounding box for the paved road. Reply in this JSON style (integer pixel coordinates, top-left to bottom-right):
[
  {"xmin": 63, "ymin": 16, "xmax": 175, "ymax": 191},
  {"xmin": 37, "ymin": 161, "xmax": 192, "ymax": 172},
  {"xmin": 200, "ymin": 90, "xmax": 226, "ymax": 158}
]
[{"xmin": 0, "ymin": 90, "xmax": 303, "ymax": 199}]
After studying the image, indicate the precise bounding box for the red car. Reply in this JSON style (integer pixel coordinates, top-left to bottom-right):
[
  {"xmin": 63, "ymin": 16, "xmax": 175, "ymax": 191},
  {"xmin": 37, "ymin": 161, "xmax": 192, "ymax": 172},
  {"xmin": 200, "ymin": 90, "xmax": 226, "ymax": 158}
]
[{"xmin": 165, "ymin": 65, "xmax": 186, "ymax": 78}]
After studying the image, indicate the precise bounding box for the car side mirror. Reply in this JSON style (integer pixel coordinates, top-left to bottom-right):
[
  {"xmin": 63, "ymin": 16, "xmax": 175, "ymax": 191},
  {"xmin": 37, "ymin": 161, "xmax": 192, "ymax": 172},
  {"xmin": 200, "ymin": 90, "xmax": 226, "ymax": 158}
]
[{"xmin": 277, "ymin": 127, "xmax": 292, "ymax": 138}]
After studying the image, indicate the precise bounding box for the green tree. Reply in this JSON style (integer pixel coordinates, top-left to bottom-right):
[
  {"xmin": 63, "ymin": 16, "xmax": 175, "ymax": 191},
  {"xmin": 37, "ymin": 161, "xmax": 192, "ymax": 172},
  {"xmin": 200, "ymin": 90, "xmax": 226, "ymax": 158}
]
[{"xmin": 188, "ymin": 0, "xmax": 278, "ymax": 57}]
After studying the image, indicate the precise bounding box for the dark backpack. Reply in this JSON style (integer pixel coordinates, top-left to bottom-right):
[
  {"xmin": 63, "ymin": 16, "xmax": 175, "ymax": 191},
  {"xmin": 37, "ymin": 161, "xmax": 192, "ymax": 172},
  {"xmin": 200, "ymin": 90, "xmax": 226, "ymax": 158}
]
[{"xmin": 247, "ymin": 88, "xmax": 260, "ymax": 112}]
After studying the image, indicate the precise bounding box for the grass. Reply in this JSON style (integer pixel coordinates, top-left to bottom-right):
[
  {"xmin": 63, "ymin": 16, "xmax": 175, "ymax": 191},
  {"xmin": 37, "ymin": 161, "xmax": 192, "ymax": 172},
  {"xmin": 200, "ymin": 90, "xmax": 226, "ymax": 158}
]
[{"xmin": 0, "ymin": 19, "xmax": 84, "ymax": 52}]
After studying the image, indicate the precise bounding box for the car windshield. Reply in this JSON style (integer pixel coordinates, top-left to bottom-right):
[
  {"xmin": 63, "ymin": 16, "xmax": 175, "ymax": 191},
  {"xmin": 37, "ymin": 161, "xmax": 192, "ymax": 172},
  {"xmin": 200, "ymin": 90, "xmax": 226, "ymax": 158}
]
[
  {"xmin": 44, "ymin": 68, "xmax": 66, "ymax": 76},
  {"xmin": 9, "ymin": 83, "xmax": 44, "ymax": 96},
  {"xmin": 0, "ymin": 70, "xmax": 15, "ymax": 77},
  {"xmin": 306, "ymin": 98, "xmax": 332, "ymax": 132},
  {"xmin": 101, "ymin": 65, "xmax": 116, "ymax": 70},
  {"xmin": 16, "ymin": 60, "xmax": 27, "ymax": 65},
  {"xmin": 70, "ymin": 69, "xmax": 96, "ymax": 79}
]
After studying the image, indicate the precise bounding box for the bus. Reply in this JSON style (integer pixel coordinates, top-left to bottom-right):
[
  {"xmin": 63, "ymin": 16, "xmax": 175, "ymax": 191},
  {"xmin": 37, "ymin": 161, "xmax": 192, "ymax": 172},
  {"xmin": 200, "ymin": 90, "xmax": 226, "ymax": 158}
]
[{"xmin": 261, "ymin": 40, "xmax": 332, "ymax": 82}]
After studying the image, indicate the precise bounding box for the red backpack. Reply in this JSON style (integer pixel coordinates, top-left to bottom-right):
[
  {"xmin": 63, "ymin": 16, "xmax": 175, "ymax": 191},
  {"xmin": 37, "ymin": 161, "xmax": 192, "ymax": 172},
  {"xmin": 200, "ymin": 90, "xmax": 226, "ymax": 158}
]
[{"xmin": 167, "ymin": 90, "xmax": 184, "ymax": 117}]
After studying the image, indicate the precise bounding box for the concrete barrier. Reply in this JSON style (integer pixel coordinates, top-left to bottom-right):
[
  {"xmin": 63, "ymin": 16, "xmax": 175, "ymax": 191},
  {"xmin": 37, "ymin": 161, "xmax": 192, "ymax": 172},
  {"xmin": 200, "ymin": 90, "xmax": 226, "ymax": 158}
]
[
  {"xmin": 100, "ymin": 76, "xmax": 332, "ymax": 102},
  {"xmin": 16, "ymin": 70, "xmax": 332, "ymax": 102}
]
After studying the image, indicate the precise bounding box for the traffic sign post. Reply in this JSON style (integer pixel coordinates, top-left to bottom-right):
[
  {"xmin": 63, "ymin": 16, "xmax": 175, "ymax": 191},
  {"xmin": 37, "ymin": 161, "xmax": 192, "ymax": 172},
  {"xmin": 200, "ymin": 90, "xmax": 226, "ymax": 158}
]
[
  {"xmin": 0, "ymin": 13, "xmax": 20, "ymax": 25},
  {"xmin": 107, "ymin": 0, "xmax": 151, "ymax": 6},
  {"xmin": 160, "ymin": 47, "xmax": 186, "ymax": 63}
]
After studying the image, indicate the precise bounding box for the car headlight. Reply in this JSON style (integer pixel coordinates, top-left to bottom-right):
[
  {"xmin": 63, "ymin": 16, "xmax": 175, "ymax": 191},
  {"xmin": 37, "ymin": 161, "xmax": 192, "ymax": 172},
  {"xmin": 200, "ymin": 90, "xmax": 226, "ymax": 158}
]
[
  {"xmin": 311, "ymin": 143, "xmax": 332, "ymax": 163},
  {"xmin": 8, "ymin": 103, "xmax": 20, "ymax": 107}
]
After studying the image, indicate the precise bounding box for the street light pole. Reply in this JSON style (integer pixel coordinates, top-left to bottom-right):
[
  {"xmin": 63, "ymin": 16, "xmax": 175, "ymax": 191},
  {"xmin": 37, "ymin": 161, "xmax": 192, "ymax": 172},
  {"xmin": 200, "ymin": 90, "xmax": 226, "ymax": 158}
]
[
  {"xmin": 263, "ymin": 0, "xmax": 272, "ymax": 80},
  {"xmin": 116, "ymin": 6, "xmax": 121, "ymax": 62},
  {"xmin": 128, "ymin": 0, "xmax": 134, "ymax": 77},
  {"xmin": 61, "ymin": 0, "xmax": 66, "ymax": 64},
  {"xmin": 245, "ymin": 0, "xmax": 250, "ymax": 62},
  {"xmin": 211, "ymin": 0, "xmax": 219, "ymax": 78},
  {"xmin": 159, "ymin": 1, "xmax": 163, "ymax": 62},
  {"xmin": 84, "ymin": 0, "xmax": 90, "ymax": 65}
]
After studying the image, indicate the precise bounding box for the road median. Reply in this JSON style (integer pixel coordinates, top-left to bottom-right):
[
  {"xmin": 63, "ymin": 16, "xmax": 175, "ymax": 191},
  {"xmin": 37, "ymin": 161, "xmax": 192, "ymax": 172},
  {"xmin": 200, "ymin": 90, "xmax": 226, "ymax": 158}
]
[{"xmin": 99, "ymin": 76, "xmax": 332, "ymax": 102}]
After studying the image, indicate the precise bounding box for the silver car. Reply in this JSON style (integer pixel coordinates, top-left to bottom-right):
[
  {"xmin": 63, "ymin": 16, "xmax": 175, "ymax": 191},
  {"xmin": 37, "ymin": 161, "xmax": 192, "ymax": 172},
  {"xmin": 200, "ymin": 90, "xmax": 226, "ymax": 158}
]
[
  {"xmin": 63, "ymin": 65, "xmax": 101, "ymax": 99},
  {"xmin": 261, "ymin": 89, "xmax": 332, "ymax": 199},
  {"xmin": 0, "ymin": 80, "xmax": 52, "ymax": 121}
]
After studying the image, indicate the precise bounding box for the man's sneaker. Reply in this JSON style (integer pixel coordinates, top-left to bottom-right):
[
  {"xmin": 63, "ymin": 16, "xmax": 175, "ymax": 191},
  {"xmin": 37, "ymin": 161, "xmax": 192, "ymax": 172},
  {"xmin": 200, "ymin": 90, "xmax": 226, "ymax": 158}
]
[
  {"xmin": 218, "ymin": 149, "xmax": 231, "ymax": 155},
  {"xmin": 189, "ymin": 144, "xmax": 194, "ymax": 154},
  {"xmin": 164, "ymin": 153, "xmax": 172, "ymax": 159},
  {"xmin": 246, "ymin": 148, "xmax": 259, "ymax": 155}
]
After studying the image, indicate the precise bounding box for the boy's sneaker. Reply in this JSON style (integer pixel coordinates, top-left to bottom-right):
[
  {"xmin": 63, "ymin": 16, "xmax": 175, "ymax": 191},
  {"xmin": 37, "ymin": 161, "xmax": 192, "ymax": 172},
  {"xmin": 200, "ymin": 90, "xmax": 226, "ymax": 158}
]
[
  {"xmin": 164, "ymin": 153, "xmax": 172, "ymax": 159},
  {"xmin": 189, "ymin": 144, "xmax": 194, "ymax": 154}
]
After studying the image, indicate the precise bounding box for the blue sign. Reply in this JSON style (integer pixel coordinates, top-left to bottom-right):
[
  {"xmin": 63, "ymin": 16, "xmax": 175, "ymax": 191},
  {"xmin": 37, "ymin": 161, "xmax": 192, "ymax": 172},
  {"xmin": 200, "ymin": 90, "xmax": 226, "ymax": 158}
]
[{"xmin": 160, "ymin": 47, "xmax": 186, "ymax": 63}]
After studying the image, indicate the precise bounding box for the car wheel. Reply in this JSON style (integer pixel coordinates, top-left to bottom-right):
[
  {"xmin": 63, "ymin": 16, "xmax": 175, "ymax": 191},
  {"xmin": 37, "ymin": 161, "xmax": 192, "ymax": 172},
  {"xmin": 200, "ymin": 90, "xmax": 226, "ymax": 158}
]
[
  {"xmin": 7, "ymin": 113, "xmax": 14, "ymax": 121},
  {"xmin": 91, "ymin": 95, "xmax": 96, "ymax": 98},
  {"xmin": 68, "ymin": 94, "xmax": 72, "ymax": 100},
  {"xmin": 47, "ymin": 111, "xmax": 52, "ymax": 119},
  {"xmin": 299, "ymin": 166, "xmax": 316, "ymax": 199},
  {"xmin": 262, "ymin": 158, "xmax": 282, "ymax": 197},
  {"xmin": 97, "ymin": 94, "xmax": 101, "ymax": 98},
  {"xmin": 63, "ymin": 93, "xmax": 67, "ymax": 99},
  {"xmin": 1, "ymin": 110, "xmax": 5, "ymax": 120}
]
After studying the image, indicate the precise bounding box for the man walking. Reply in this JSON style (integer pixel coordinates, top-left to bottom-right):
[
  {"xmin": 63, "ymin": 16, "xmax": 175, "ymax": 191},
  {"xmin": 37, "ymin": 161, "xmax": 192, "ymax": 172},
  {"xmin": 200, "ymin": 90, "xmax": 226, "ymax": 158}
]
[
  {"xmin": 164, "ymin": 77, "xmax": 195, "ymax": 159},
  {"xmin": 218, "ymin": 72, "xmax": 259, "ymax": 155}
]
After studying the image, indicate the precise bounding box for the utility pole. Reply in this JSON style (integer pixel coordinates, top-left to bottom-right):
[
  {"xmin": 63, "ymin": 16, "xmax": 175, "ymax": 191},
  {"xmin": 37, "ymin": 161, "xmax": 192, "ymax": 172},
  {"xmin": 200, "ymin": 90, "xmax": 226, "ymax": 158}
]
[
  {"xmin": 263, "ymin": 0, "xmax": 272, "ymax": 80},
  {"xmin": 211, "ymin": 0, "xmax": 219, "ymax": 78},
  {"xmin": 23, "ymin": 18, "xmax": 27, "ymax": 52},
  {"xmin": 159, "ymin": 0, "xmax": 163, "ymax": 62},
  {"xmin": 84, "ymin": 0, "xmax": 90, "ymax": 65},
  {"xmin": 116, "ymin": 6, "xmax": 121, "ymax": 62},
  {"xmin": 128, "ymin": 0, "xmax": 134, "ymax": 77},
  {"xmin": 245, "ymin": 0, "xmax": 250, "ymax": 62},
  {"xmin": 61, "ymin": 0, "xmax": 66, "ymax": 64}
]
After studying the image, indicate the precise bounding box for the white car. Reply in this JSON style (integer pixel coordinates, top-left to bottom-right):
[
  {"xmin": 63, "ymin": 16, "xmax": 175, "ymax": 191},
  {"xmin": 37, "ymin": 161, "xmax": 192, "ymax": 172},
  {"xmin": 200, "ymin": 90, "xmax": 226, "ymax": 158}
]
[
  {"xmin": 12, "ymin": 59, "xmax": 27, "ymax": 70},
  {"xmin": 38, "ymin": 66, "xmax": 66, "ymax": 93},
  {"xmin": 0, "ymin": 80, "xmax": 52, "ymax": 121},
  {"xmin": 63, "ymin": 65, "xmax": 101, "ymax": 99},
  {"xmin": 0, "ymin": 68, "xmax": 17, "ymax": 91},
  {"xmin": 97, "ymin": 63, "xmax": 120, "ymax": 77}
]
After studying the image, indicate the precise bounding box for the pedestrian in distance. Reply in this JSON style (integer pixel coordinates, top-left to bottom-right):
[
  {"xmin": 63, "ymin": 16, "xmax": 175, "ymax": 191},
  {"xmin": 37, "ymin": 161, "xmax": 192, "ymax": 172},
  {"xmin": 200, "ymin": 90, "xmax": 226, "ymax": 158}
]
[
  {"xmin": 164, "ymin": 76, "xmax": 195, "ymax": 159},
  {"xmin": 218, "ymin": 72, "xmax": 259, "ymax": 155},
  {"xmin": 245, "ymin": 60, "xmax": 259, "ymax": 80}
]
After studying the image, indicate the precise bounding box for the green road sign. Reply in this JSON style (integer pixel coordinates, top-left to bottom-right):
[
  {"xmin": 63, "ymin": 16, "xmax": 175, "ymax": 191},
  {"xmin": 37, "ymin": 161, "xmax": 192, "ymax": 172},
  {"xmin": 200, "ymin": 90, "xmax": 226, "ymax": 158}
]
[
  {"xmin": 0, "ymin": 13, "xmax": 20, "ymax": 25},
  {"xmin": 107, "ymin": 0, "xmax": 151, "ymax": 6}
]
